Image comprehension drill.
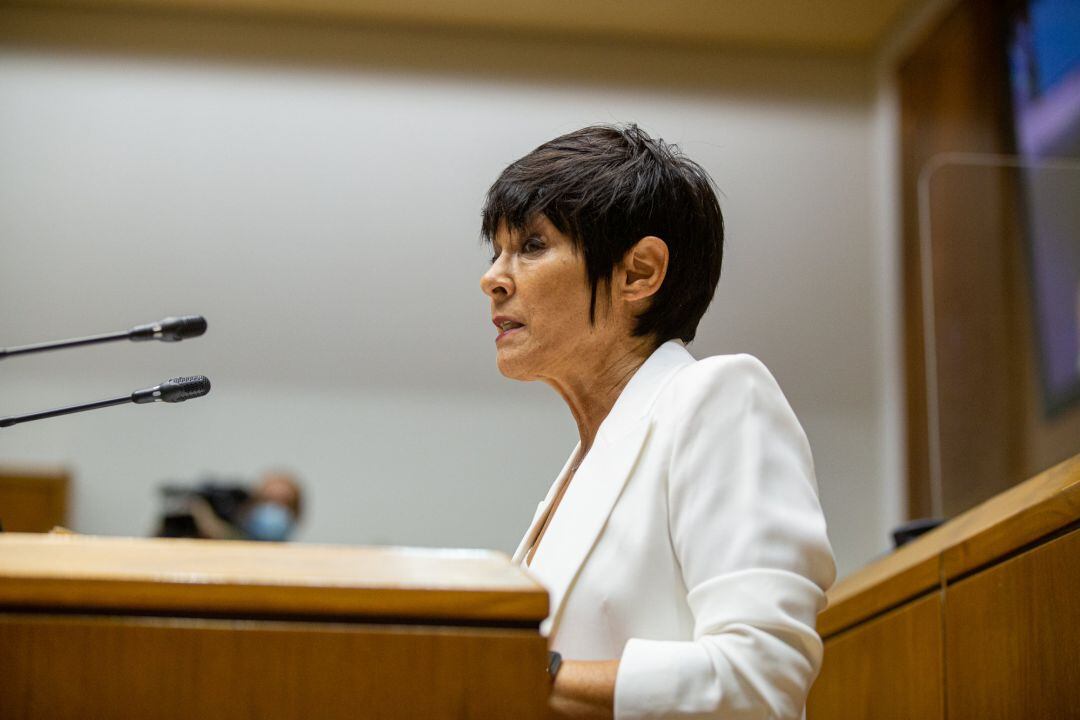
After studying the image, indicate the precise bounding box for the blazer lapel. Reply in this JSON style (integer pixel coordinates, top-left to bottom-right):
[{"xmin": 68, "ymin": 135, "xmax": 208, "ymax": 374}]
[
  {"xmin": 512, "ymin": 444, "xmax": 581, "ymax": 564},
  {"xmin": 516, "ymin": 340, "xmax": 696, "ymax": 635},
  {"xmin": 530, "ymin": 420, "xmax": 651, "ymax": 637}
]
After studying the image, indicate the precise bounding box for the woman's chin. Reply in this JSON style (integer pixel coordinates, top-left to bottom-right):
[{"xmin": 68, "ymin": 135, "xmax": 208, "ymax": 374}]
[{"xmin": 496, "ymin": 349, "xmax": 534, "ymax": 381}]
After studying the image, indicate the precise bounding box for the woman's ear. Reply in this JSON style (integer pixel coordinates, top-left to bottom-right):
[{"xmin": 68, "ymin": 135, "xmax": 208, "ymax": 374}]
[{"xmin": 621, "ymin": 236, "xmax": 668, "ymax": 302}]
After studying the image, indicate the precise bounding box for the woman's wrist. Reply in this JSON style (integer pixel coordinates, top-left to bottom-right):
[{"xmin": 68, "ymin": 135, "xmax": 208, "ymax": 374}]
[{"xmin": 547, "ymin": 659, "xmax": 619, "ymax": 720}]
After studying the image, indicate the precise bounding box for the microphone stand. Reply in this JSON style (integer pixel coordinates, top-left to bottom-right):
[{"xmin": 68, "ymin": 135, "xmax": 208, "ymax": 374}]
[
  {"xmin": 0, "ymin": 330, "xmax": 130, "ymax": 360},
  {"xmin": 0, "ymin": 376, "xmax": 211, "ymax": 429},
  {"xmin": 0, "ymin": 395, "xmax": 130, "ymax": 428},
  {"xmin": 0, "ymin": 316, "xmax": 207, "ymax": 360}
]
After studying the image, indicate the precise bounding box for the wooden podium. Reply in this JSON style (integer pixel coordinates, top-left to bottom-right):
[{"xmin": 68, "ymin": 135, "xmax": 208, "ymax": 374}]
[
  {"xmin": 0, "ymin": 534, "xmax": 550, "ymax": 719},
  {"xmin": 807, "ymin": 453, "xmax": 1080, "ymax": 719}
]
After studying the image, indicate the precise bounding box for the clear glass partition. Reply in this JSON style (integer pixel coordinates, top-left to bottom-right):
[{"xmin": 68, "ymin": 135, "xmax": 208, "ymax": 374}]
[{"xmin": 919, "ymin": 155, "xmax": 1080, "ymax": 516}]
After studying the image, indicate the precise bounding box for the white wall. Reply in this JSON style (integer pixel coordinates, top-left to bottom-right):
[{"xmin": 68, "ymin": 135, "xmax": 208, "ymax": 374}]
[{"xmin": 0, "ymin": 8, "xmax": 896, "ymax": 576}]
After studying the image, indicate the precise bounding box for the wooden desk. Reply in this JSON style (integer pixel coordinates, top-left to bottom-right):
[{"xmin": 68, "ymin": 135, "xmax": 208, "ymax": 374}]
[
  {"xmin": 0, "ymin": 534, "xmax": 550, "ymax": 719},
  {"xmin": 807, "ymin": 453, "xmax": 1080, "ymax": 719}
]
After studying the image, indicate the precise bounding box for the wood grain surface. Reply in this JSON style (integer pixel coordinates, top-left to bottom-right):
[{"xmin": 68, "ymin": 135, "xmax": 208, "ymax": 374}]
[
  {"xmin": 0, "ymin": 533, "xmax": 548, "ymax": 623},
  {"xmin": 0, "ymin": 612, "xmax": 549, "ymax": 720},
  {"xmin": 944, "ymin": 528, "xmax": 1080, "ymax": 720},
  {"xmin": 817, "ymin": 540, "xmax": 939, "ymax": 639},
  {"xmin": 808, "ymin": 593, "xmax": 944, "ymax": 720},
  {"xmin": 819, "ymin": 453, "xmax": 1080, "ymax": 638},
  {"xmin": 940, "ymin": 454, "xmax": 1080, "ymax": 580}
]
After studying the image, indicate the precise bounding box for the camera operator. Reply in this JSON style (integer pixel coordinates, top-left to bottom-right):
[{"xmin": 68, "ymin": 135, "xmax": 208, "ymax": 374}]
[{"xmin": 157, "ymin": 470, "xmax": 303, "ymax": 542}]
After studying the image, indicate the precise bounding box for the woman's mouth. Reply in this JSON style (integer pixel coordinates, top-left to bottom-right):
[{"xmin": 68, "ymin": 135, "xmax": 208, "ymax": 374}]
[{"xmin": 493, "ymin": 317, "xmax": 525, "ymax": 343}]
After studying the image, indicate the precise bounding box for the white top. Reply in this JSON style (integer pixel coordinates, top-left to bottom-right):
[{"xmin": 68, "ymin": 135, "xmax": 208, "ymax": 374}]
[{"xmin": 514, "ymin": 341, "xmax": 836, "ymax": 720}]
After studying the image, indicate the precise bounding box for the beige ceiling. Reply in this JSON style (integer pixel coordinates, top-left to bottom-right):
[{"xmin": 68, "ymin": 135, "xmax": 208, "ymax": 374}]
[{"xmin": 12, "ymin": 0, "xmax": 919, "ymax": 52}]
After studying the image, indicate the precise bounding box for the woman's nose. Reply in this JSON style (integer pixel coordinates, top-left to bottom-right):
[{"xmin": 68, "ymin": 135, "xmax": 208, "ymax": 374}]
[{"xmin": 480, "ymin": 259, "xmax": 513, "ymax": 300}]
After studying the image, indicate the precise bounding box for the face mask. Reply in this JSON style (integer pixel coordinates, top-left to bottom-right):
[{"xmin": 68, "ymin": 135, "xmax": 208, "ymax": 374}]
[{"xmin": 242, "ymin": 502, "xmax": 295, "ymax": 542}]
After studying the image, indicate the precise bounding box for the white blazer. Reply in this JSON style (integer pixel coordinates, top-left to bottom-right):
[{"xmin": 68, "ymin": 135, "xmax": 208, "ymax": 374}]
[{"xmin": 513, "ymin": 341, "xmax": 836, "ymax": 720}]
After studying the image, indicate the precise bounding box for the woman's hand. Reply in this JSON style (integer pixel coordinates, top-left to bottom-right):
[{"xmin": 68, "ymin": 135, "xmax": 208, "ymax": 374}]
[{"xmin": 549, "ymin": 659, "xmax": 619, "ymax": 719}]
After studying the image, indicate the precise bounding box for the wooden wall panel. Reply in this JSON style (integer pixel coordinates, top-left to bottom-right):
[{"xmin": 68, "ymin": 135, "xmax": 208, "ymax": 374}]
[
  {"xmin": 944, "ymin": 528, "xmax": 1080, "ymax": 720},
  {"xmin": 0, "ymin": 613, "xmax": 549, "ymax": 720},
  {"xmin": 0, "ymin": 467, "xmax": 69, "ymax": 532},
  {"xmin": 808, "ymin": 593, "xmax": 944, "ymax": 720}
]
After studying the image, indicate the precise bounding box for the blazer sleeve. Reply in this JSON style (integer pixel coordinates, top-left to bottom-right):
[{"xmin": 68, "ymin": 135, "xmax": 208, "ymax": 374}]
[{"xmin": 614, "ymin": 354, "xmax": 836, "ymax": 720}]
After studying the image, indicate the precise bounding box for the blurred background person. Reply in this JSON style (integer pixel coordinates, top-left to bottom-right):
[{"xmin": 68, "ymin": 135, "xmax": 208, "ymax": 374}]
[{"xmin": 156, "ymin": 470, "xmax": 303, "ymax": 542}]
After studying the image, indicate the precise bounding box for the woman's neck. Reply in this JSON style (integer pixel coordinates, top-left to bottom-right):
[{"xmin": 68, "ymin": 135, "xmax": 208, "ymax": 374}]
[{"xmin": 545, "ymin": 338, "xmax": 655, "ymax": 454}]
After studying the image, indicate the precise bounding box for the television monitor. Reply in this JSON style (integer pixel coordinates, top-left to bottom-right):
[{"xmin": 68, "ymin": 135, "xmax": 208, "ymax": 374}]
[{"xmin": 1008, "ymin": 0, "xmax": 1080, "ymax": 414}]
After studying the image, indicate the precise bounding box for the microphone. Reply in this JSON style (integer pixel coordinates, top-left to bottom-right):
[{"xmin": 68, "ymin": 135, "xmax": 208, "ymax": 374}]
[
  {"xmin": 0, "ymin": 376, "xmax": 211, "ymax": 429},
  {"xmin": 129, "ymin": 316, "xmax": 208, "ymax": 343},
  {"xmin": 0, "ymin": 315, "xmax": 208, "ymax": 359},
  {"xmin": 131, "ymin": 376, "xmax": 212, "ymax": 404}
]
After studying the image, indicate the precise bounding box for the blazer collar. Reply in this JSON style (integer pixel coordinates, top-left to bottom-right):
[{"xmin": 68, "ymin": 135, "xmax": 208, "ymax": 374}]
[
  {"xmin": 588, "ymin": 340, "xmax": 695, "ymax": 439},
  {"xmin": 515, "ymin": 340, "xmax": 696, "ymax": 636}
]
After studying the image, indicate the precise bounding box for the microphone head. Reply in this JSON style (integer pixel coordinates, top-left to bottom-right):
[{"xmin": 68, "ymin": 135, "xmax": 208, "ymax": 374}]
[
  {"xmin": 158, "ymin": 376, "xmax": 211, "ymax": 403},
  {"xmin": 130, "ymin": 375, "xmax": 211, "ymax": 404},
  {"xmin": 129, "ymin": 315, "xmax": 208, "ymax": 342},
  {"xmin": 159, "ymin": 316, "xmax": 208, "ymax": 342}
]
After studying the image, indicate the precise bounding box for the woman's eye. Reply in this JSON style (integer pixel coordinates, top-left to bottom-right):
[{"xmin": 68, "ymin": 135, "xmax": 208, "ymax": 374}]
[{"xmin": 522, "ymin": 237, "xmax": 545, "ymax": 254}]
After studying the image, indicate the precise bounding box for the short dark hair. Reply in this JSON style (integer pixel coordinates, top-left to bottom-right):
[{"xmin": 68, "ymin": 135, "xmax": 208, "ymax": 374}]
[{"xmin": 481, "ymin": 124, "xmax": 724, "ymax": 344}]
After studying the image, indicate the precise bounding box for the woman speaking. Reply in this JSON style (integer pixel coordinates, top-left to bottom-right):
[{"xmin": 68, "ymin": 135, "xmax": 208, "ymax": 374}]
[{"xmin": 479, "ymin": 125, "xmax": 836, "ymax": 720}]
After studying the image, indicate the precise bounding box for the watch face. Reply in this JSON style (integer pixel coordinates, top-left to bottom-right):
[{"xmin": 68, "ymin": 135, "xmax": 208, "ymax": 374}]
[{"xmin": 547, "ymin": 651, "xmax": 563, "ymax": 681}]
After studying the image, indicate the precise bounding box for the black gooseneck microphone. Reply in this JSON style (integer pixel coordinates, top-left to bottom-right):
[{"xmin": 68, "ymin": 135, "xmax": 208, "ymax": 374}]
[
  {"xmin": 0, "ymin": 315, "xmax": 208, "ymax": 360},
  {"xmin": 0, "ymin": 376, "xmax": 211, "ymax": 429}
]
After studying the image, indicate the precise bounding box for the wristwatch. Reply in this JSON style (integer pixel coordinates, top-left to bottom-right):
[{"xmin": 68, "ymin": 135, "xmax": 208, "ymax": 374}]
[{"xmin": 547, "ymin": 651, "xmax": 563, "ymax": 683}]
